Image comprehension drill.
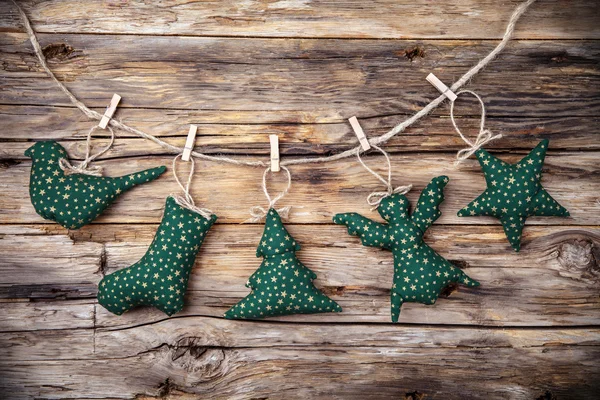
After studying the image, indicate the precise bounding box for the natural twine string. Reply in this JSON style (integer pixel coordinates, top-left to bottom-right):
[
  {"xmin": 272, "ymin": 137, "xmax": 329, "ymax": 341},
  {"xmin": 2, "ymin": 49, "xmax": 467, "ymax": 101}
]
[
  {"xmin": 59, "ymin": 125, "xmax": 115, "ymax": 176},
  {"xmin": 451, "ymin": 90, "xmax": 503, "ymax": 165},
  {"xmin": 356, "ymin": 145, "xmax": 412, "ymax": 209},
  {"xmin": 247, "ymin": 166, "xmax": 292, "ymax": 222},
  {"xmin": 171, "ymin": 154, "xmax": 214, "ymax": 219},
  {"xmin": 12, "ymin": 0, "xmax": 536, "ymax": 168}
]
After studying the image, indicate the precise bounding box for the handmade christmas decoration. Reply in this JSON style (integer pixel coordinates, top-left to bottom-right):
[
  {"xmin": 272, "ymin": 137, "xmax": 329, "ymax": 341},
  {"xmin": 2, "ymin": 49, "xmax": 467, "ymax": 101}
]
[
  {"xmin": 25, "ymin": 132, "xmax": 166, "ymax": 229},
  {"xmin": 98, "ymin": 155, "xmax": 217, "ymax": 316},
  {"xmin": 448, "ymin": 91, "xmax": 569, "ymax": 251},
  {"xmin": 224, "ymin": 167, "xmax": 341, "ymax": 319},
  {"xmin": 334, "ymin": 146, "xmax": 479, "ymax": 322},
  {"xmin": 457, "ymin": 139, "xmax": 569, "ymax": 251},
  {"xmin": 11, "ymin": 0, "xmax": 547, "ymax": 322}
]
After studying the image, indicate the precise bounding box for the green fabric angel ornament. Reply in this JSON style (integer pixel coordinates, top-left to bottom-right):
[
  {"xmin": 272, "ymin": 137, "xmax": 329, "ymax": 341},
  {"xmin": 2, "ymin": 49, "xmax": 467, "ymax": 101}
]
[
  {"xmin": 334, "ymin": 144, "xmax": 479, "ymax": 322},
  {"xmin": 98, "ymin": 155, "xmax": 217, "ymax": 316},
  {"xmin": 225, "ymin": 166, "xmax": 341, "ymax": 319},
  {"xmin": 449, "ymin": 91, "xmax": 569, "ymax": 251},
  {"xmin": 25, "ymin": 127, "xmax": 166, "ymax": 229}
]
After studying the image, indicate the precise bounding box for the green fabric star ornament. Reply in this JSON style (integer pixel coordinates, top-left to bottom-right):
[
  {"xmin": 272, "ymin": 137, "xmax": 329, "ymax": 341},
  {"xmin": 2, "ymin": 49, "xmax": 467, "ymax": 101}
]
[
  {"xmin": 224, "ymin": 209, "xmax": 342, "ymax": 319},
  {"xmin": 98, "ymin": 196, "xmax": 217, "ymax": 316},
  {"xmin": 334, "ymin": 176, "xmax": 479, "ymax": 322},
  {"xmin": 457, "ymin": 139, "xmax": 569, "ymax": 252},
  {"xmin": 25, "ymin": 141, "xmax": 166, "ymax": 229}
]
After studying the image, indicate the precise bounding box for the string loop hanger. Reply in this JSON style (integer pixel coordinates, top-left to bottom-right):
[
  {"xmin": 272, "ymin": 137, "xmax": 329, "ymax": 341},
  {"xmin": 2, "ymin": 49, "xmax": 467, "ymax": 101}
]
[
  {"xmin": 59, "ymin": 125, "xmax": 115, "ymax": 177},
  {"xmin": 248, "ymin": 166, "xmax": 292, "ymax": 223},
  {"xmin": 451, "ymin": 90, "xmax": 503, "ymax": 165},
  {"xmin": 356, "ymin": 145, "xmax": 412, "ymax": 210},
  {"xmin": 171, "ymin": 154, "xmax": 214, "ymax": 219}
]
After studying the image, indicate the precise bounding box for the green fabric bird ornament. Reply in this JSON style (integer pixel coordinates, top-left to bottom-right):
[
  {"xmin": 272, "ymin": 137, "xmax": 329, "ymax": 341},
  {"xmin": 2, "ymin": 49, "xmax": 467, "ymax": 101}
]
[
  {"xmin": 224, "ymin": 208, "xmax": 342, "ymax": 320},
  {"xmin": 98, "ymin": 196, "xmax": 217, "ymax": 316},
  {"xmin": 25, "ymin": 141, "xmax": 166, "ymax": 229},
  {"xmin": 457, "ymin": 139, "xmax": 569, "ymax": 251},
  {"xmin": 334, "ymin": 176, "xmax": 479, "ymax": 322}
]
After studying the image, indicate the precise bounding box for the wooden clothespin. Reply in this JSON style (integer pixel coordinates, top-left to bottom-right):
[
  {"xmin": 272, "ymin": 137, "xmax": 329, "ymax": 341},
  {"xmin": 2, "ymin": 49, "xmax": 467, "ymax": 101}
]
[
  {"xmin": 98, "ymin": 94, "xmax": 121, "ymax": 129},
  {"xmin": 426, "ymin": 73, "xmax": 457, "ymax": 102},
  {"xmin": 269, "ymin": 134, "xmax": 280, "ymax": 172},
  {"xmin": 182, "ymin": 125, "xmax": 198, "ymax": 162},
  {"xmin": 348, "ymin": 116, "xmax": 371, "ymax": 151}
]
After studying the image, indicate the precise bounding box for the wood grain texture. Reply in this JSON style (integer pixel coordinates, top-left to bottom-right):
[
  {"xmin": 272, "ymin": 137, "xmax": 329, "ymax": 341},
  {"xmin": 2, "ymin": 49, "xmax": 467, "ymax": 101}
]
[
  {"xmin": 0, "ymin": 321, "xmax": 598, "ymax": 399},
  {"xmin": 1, "ymin": 224, "xmax": 599, "ymax": 327},
  {"xmin": 2, "ymin": 106, "xmax": 599, "ymax": 154},
  {"xmin": 0, "ymin": 1, "xmax": 599, "ymax": 398},
  {"xmin": 1, "ymin": 154, "xmax": 596, "ymax": 225},
  {"xmin": 1, "ymin": 0, "xmax": 599, "ymax": 39},
  {"xmin": 1, "ymin": 34, "xmax": 599, "ymax": 118}
]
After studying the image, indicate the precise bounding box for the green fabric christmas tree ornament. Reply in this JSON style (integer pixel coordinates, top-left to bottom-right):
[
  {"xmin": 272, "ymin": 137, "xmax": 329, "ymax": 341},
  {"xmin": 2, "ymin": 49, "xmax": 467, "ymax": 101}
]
[
  {"xmin": 98, "ymin": 155, "xmax": 217, "ymax": 316},
  {"xmin": 457, "ymin": 139, "xmax": 569, "ymax": 251},
  {"xmin": 25, "ymin": 140, "xmax": 166, "ymax": 229},
  {"xmin": 224, "ymin": 208, "xmax": 342, "ymax": 320},
  {"xmin": 334, "ymin": 176, "xmax": 479, "ymax": 322}
]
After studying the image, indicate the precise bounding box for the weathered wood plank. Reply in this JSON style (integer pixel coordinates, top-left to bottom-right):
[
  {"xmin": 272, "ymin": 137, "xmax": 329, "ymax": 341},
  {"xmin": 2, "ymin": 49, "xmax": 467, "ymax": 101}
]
[
  {"xmin": 0, "ymin": 225, "xmax": 103, "ymax": 298},
  {"xmin": 2, "ymin": 34, "xmax": 599, "ymax": 118},
  {"xmin": 93, "ymin": 317, "xmax": 600, "ymax": 354},
  {"xmin": 1, "ymin": 0, "xmax": 598, "ymax": 39},
  {"xmin": 0, "ymin": 329, "xmax": 93, "ymax": 361},
  {"xmin": 0, "ymin": 301, "xmax": 94, "ymax": 331},
  {"xmin": 2, "ymin": 224, "xmax": 598, "ymax": 326},
  {"xmin": 1, "ymin": 324, "xmax": 598, "ymax": 399},
  {"xmin": 1, "ymin": 106, "xmax": 598, "ymax": 155},
  {"xmin": 97, "ymin": 224, "xmax": 600, "ymax": 327},
  {"xmin": 0, "ymin": 154, "xmax": 596, "ymax": 225}
]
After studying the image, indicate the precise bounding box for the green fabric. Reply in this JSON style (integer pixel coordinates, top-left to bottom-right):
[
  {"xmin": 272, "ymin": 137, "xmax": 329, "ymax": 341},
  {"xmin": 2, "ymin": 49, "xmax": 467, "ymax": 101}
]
[
  {"xmin": 25, "ymin": 141, "xmax": 166, "ymax": 229},
  {"xmin": 334, "ymin": 176, "xmax": 479, "ymax": 322},
  {"xmin": 224, "ymin": 209, "xmax": 341, "ymax": 319},
  {"xmin": 98, "ymin": 196, "xmax": 217, "ymax": 316},
  {"xmin": 458, "ymin": 139, "xmax": 569, "ymax": 252}
]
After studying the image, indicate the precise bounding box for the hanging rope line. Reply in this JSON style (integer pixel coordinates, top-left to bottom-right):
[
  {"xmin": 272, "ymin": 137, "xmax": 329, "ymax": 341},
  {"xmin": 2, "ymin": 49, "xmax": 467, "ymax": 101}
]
[{"xmin": 12, "ymin": 0, "xmax": 536, "ymax": 168}]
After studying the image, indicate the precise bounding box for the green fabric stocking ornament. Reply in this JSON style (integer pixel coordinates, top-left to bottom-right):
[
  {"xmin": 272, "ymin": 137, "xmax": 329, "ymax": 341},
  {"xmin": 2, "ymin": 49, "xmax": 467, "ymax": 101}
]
[
  {"xmin": 225, "ymin": 166, "xmax": 341, "ymax": 319},
  {"xmin": 98, "ymin": 155, "xmax": 217, "ymax": 316},
  {"xmin": 458, "ymin": 139, "xmax": 569, "ymax": 251},
  {"xmin": 334, "ymin": 175, "xmax": 479, "ymax": 322},
  {"xmin": 25, "ymin": 139, "xmax": 166, "ymax": 229}
]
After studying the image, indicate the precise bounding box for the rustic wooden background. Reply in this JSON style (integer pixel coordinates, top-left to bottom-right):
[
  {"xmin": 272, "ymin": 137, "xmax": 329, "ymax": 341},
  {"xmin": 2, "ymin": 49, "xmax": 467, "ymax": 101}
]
[{"xmin": 1, "ymin": 1, "xmax": 599, "ymax": 399}]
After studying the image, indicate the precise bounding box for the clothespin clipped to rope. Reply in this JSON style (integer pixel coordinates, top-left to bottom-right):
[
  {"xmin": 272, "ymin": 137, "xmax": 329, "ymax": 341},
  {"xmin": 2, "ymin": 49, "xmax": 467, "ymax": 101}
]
[
  {"xmin": 426, "ymin": 73, "xmax": 457, "ymax": 102},
  {"xmin": 98, "ymin": 94, "xmax": 121, "ymax": 129},
  {"xmin": 348, "ymin": 116, "xmax": 371, "ymax": 151},
  {"xmin": 269, "ymin": 134, "xmax": 280, "ymax": 172},
  {"xmin": 182, "ymin": 125, "xmax": 198, "ymax": 162}
]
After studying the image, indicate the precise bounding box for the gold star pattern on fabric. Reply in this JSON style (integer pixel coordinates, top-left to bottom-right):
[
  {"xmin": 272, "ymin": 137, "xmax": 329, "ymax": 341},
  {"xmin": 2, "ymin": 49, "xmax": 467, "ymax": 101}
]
[
  {"xmin": 334, "ymin": 176, "xmax": 479, "ymax": 322},
  {"xmin": 224, "ymin": 209, "xmax": 341, "ymax": 319},
  {"xmin": 25, "ymin": 141, "xmax": 166, "ymax": 229},
  {"xmin": 97, "ymin": 196, "xmax": 217, "ymax": 316},
  {"xmin": 457, "ymin": 139, "xmax": 569, "ymax": 252}
]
